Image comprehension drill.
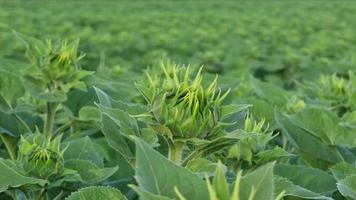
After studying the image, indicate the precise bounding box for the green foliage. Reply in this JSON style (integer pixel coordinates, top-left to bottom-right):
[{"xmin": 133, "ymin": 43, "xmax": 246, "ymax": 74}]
[
  {"xmin": 132, "ymin": 138, "xmax": 209, "ymax": 199},
  {"xmin": 66, "ymin": 186, "xmax": 127, "ymax": 200},
  {"xmin": 0, "ymin": 158, "xmax": 47, "ymax": 193},
  {"xmin": 136, "ymin": 63, "xmax": 231, "ymax": 140},
  {"xmin": 0, "ymin": 1, "xmax": 356, "ymax": 199}
]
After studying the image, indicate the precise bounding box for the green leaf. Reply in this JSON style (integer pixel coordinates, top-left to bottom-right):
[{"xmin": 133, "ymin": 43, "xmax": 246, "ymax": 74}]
[
  {"xmin": 0, "ymin": 69, "xmax": 25, "ymax": 103},
  {"xmin": 275, "ymin": 164, "xmax": 337, "ymax": 195},
  {"xmin": 93, "ymin": 138, "xmax": 134, "ymax": 182},
  {"xmin": 213, "ymin": 162, "xmax": 229, "ymax": 200},
  {"xmin": 291, "ymin": 107, "xmax": 356, "ymax": 148},
  {"xmin": 337, "ymin": 175, "xmax": 356, "ymax": 199},
  {"xmin": 135, "ymin": 138, "xmax": 209, "ymax": 200},
  {"xmin": 186, "ymin": 158, "xmax": 223, "ymax": 177},
  {"xmin": 78, "ymin": 106, "xmax": 100, "ymax": 121},
  {"xmin": 274, "ymin": 176, "xmax": 333, "ymax": 200},
  {"xmin": 93, "ymin": 86, "xmax": 112, "ymax": 107},
  {"xmin": 239, "ymin": 162, "xmax": 275, "ymax": 200},
  {"xmin": 221, "ymin": 104, "xmax": 250, "ymax": 121},
  {"xmin": 100, "ymin": 110, "xmax": 135, "ymax": 165},
  {"xmin": 65, "ymin": 159, "xmax": 118, "ymax": 184},
  {"xmin": 255, "ymin": 146, "xmax": 294, "ymax": 165},
  {"xmin": 0, "ymin": 110, "xmax": 21, "ymax": 137},
  {"xmin": 63, "ymin": 137, "xmax": 104, "ymax": 167},
  {"xmin": 0, "ymin": 158, "xmax": 47, "ymax": 192},
  {"xmin": 228, "ymin": 140, "xmax": 253, "ymax": 163},
  {"xmin": 130, "ymin": 185, "xmax": 174, "ymax": 200},
  {"xmin": 65, "ymin": 186, "xmax": 127, "ymax": 200},
  {"xmin": 275, "ymin": 111, "xmax": 343, "ymax": 168},
  {"xmin": 22, "ymin": 75, "xmax": 67, "ymax": 102},
  {"xmin": 331, "ymin": 163, "xmax": 356, "ymax": 181},
  {"xmin": 251, "ymin": 77, "xmax": 288, "ymax": 106},
  {"xmin": 37, "ymin": 90, "xmax": 67, "ymax": 103}
]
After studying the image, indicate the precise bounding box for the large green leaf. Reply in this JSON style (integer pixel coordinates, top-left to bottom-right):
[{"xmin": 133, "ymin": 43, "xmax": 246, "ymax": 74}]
[
  {"xmin": 65, "ymin": 159, "xmax": 118, "ymax": 184},
  {"xmin": 100, "ymin": 110, "xmax": 136, "ymax": 165},
  {"xmin": 134, "ymin": 138, "xmax": 209, "ymax": 200},
  {"xmin": 93, "ymin": 138, "xmax": 134, "ymax": 182},
  {"xmin": 65, "ymin": 186, "xmax": 127, "ymax": 200},
  {"xmin": 239, "ymin": 162, "xmax": 275, "ymax": 200},
  {"xmin": 0, "ymin": 158, "xmax": 47, "ymax": 192},
  {"xmin": 275, "ymin": 111, "xmax": 343, "ymax": 168},
  {"xmin": 291, "ymin": 107, "xmax": 356, "ymax": 148},
  {"xmin": 63, "ymin": 137, "xmax": 104, "ymax": 167},
  {"xmin": 275, "ymin": 164, "xmax": 337, "ymax": 195},
  {"xmin": 274, "ymin": 176, "xmax": 333, "ymax": 200}
]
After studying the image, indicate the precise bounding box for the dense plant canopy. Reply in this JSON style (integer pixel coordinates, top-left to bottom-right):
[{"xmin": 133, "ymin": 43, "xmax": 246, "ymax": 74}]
[{"xmin": 1, "ymin": 1, "xmax": 356, "ymax": 200}]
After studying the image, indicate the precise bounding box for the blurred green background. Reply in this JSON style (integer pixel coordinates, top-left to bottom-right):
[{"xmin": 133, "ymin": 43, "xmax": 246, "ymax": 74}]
[{"xmin": 1, "ymin": 1, "xmax": 356, "ymax": 86}]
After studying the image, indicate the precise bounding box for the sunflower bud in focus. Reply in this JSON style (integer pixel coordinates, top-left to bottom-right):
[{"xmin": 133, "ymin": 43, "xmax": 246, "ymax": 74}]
[
  {"xmin": 136, "ymin": 61, "xmax": 230, "ymax": 141},
  {"xmin": 19, "ymin": 133, "xmax": 65, "ymax": 180}
]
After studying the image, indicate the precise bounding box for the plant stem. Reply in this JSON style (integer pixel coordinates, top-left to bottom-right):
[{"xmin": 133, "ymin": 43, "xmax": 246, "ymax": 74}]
[
  {"xmin": 0, "ymin": 135, "xmax": 17, "ymax": 160},
  {"xmin": 33, "ymin": 190, "xmax": 43, "ymax": 200},
  {"xmin": 53, "ymin": 190, "xmax": 64, "ymax": 200},
  {"xmin": 44, "ymin": 102, "xmax": 57, "ymax": 139},
  {"xmin": 169, "ymin": 141, "xmax": 184, "ymax": 164}
]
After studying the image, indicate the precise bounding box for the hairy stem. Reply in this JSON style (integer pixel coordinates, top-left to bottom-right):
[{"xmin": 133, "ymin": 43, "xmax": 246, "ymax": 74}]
[
  {"xmin": 44, "ymin": 102, "xmax": 57, "ymax": 139},
  {"xmin": 33, "ymin": 190, "xmax": 42, "ymax": 200},
  {"xmin": 169, "ymin": 141, "xmax": 184, "ymax": 164},
  {"xmin": 0, "ymin": 135, "xmax": 17, "ymax": 160}
]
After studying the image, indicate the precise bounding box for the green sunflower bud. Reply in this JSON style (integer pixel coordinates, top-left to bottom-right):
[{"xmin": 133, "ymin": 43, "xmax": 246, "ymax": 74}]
[
  {"xmin": 16, "ymin": 34, "xmax": 93, "ymax": 102},
  {"xmin": 138, "ymin": 62, "xmax": 229, "ymax": 140},
  {"xmin": 19, "ymin": 133, "xmax": 65, "ymax": 180}
]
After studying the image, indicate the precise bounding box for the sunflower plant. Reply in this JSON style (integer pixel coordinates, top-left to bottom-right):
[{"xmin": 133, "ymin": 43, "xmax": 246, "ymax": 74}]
[{"xmin": 134, "ymin": 61, "xmax": 248, "ymax": 163}]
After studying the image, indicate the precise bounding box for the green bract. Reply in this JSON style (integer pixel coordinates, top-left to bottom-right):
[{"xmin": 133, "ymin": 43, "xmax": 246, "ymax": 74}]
[
  {"xmin": 19, "ymin": 133, "xmax": 65, "ymax": 180},
  {"xmin": 137, "ymin": 62, "xmax": 229, "ymax": 140},
  {"xmin": 17, "ymin": 33, "xmax": 93, "ymax": 103}
]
